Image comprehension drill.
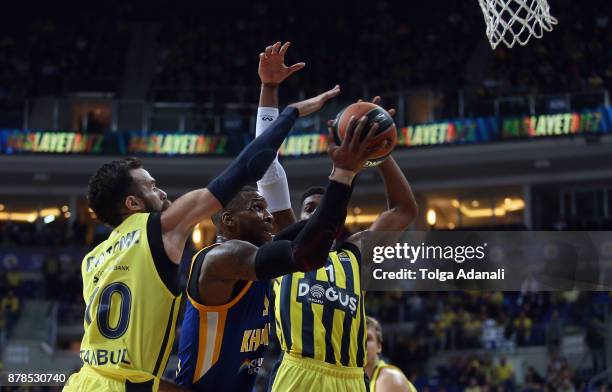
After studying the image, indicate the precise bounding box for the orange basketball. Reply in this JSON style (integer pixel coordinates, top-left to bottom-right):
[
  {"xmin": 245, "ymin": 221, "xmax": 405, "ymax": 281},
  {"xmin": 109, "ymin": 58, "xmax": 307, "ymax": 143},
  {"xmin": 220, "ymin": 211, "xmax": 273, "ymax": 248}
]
[{"xmin": 331, "ymin": 102, "xmax": 397, "ymax": 167}]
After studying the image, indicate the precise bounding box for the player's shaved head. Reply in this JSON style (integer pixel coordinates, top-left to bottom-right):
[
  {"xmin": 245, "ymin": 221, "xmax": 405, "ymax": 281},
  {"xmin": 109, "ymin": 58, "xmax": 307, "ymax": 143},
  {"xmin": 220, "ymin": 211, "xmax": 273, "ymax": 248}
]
[
  {"xmin": 211, "ymin": 186, "xmax": 258, "ymax": 230},
  {"xmin": 212, "ymin": 186, "xmax": 274, "ymax": 246}
]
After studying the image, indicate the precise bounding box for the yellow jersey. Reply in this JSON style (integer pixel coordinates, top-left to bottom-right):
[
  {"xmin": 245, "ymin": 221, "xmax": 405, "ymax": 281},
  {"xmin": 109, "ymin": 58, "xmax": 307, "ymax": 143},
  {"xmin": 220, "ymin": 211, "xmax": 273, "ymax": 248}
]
[
  {"xmin": 272, "ymin": 243, "xmax": 366, "ymax": 368},
  {"xmin": 77, "ymin": 212, "xmax": 182, "ymax": 383},
  {"xmin": 370, "ymin": 360, "xmax": 418, "ymax": 392}
]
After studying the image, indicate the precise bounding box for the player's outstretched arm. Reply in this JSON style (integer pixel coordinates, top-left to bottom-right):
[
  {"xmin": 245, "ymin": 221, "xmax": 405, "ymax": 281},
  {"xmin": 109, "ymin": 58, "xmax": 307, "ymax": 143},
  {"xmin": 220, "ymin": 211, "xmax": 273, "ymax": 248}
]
[
  {"xmin": 160, "ymin": 85, "xmax": 340, "ymax": 263},
  {"xmin": 342, "ymin": 155, "xmax": 416, "ymax": 256},
  {"xmin": 367, "ymin": 155, "xmax": 417, "ymax": 232},
  {"xmin": 256, "ymin": 41, "xmax": 304, "ymax": 232},
  {"xmin": 196, "ymin": 117, "xmax": 380, "ymax": 304}
]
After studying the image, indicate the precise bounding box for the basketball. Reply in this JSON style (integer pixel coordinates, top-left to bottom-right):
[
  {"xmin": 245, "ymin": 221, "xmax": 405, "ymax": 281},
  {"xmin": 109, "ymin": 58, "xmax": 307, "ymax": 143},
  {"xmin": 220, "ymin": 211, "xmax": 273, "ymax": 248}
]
[{"xmin": 331, "ymin": 102, "xmax": 397, "ymax": 167}]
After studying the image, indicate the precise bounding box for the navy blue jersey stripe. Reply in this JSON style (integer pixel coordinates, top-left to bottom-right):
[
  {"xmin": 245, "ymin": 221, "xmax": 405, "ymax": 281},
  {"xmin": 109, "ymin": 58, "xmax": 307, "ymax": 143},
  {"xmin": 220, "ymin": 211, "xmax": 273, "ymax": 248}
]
[
  {"xmin": 322, "ymin": 263, "xmax": 336, "ymax": 364},
  {"xmin": 153, "ymin": 296, "xmax": 178, "ymax": 376},
  {"xmin": 301, "ymin": 271, "xmax": 317, "ymax": 358},
  {"xmin": 279, "ymin": 275, "xmax": 293, "ymax": 351},
  {"xmin": 356, "ymin": 291, "xmax": 366, "ymax": 367},
  {"xmin": 266, "ymin": 352, "xmax": 284, "ymax": 392},
  {"xmin": 175, "ymin": 302, "xmax": 199, "ymax": 387},
  {"xmin": 339, "ymin": 255, "xmax": 355, "ymax": 366}
]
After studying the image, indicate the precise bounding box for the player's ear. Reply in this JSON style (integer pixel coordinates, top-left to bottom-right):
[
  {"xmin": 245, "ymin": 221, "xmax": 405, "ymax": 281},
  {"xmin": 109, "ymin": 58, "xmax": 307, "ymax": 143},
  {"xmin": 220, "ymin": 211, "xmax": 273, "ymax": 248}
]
[
  {"xmin": 125, "ymin": 195, "xmax": 144, "ymax": 212},
  {"xmin": 221, "ymin": 211, "xmax": 235, "ymax": 227}
]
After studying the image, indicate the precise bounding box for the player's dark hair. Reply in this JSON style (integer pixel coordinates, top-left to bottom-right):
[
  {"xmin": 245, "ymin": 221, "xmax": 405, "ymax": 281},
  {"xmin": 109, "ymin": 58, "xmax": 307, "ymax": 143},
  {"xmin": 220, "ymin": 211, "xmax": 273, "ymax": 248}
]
[
  {"xmin": 366, "ymin": 316, "xmax": 383, "ymax": 345},
  {"xmin": 300, "ymin": 186, "xmax": 326, "ymax": 207},
  {"xmin": 87, "ymin": 157, "xmax": 143, "ymax": 228},
  {"xmin": 211, "ymin": 186, "xmax": 258, "ymax": 231}
]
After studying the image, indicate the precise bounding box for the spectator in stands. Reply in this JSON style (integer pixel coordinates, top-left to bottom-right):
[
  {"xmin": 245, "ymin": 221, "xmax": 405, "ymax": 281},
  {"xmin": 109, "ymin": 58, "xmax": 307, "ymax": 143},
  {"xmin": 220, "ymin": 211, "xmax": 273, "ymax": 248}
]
[
  {"xmin": 479, "ymin": 355, "xmax": 494, "ymax": 387},
  {"xmin": 5, "ymin": 271, "xmax": 22, "ymax": 293},
  {"xmin": 547, "ymin": 356, "xmax": 576, "ymax": 391},
  {"xmin": 464, "ymin": 311, "xmax": 484, "ymax": 348},
  {"xmin": 481, "ymin": 314, "xmax": 502, "ymax": 350},
  {"xmin": 432, "ymin": 304, "xmax": 456, "ymax": 351},
  {"xmin": 460, "ymin": 357, "xmax": 488, "ymax": 388},
  {"xmin": 493, "ymin": 356, "xmax": 514, "ymax": 390},
  {"xmin": 558, "ymin": 375, "xmax": 576, "ymax": 392},
  {"xmin": 1, "ymin": 289, "xmax": 20, "ymax": 329},
  {"xmin": 514, "ymin": 310, "xmax": 532, "ymax": 345}
]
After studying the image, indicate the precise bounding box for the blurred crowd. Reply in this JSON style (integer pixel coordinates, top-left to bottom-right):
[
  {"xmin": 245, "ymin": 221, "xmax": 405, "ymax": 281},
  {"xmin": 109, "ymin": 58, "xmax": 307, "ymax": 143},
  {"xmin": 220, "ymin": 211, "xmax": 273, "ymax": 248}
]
[
  {"xmin": 418, "ymin": 352, "xmax": 595, "ymax": 392},
  {"xmin": 369, "ymin": 290, "xmax": 605, "ymax": 347},
  {"xmin": 0, "ymin": 3, "xmax": 132, "ymax": 109},
  {"xmin": 0, "ymin": 219, "xmax": 90, "ymax": 248},
  {"xmin": 0, "ymin": 0, "xmax": 609, "ymax": 117},
  {"xmin": 364, "ymin": 290, "xmax": 611, "ymax": 391},
  {"xmin": 151, "ymin": 0, "xmax": 481, "ymax": 103}
]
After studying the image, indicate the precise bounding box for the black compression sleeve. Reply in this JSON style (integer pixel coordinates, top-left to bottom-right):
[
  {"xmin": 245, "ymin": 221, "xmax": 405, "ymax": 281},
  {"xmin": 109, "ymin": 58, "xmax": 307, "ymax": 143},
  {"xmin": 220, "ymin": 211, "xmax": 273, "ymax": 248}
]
[
  {"xmin": 292, "ymin": 179, "xmax": 353, "ymax": 271},
  {"xmin": 254, "ymin": 240, "xmax": 296, "ymax": 280},
  {"xmin": 253, "ymin": 179, "xmax": 354, "ymax": 280},
  {"xmin": 273, "ymin": 220, "xmax": 308, "ymax": 242},
  {"xmin": 207, "ymin": 107, "xmax": 299, "ymax": 206}
]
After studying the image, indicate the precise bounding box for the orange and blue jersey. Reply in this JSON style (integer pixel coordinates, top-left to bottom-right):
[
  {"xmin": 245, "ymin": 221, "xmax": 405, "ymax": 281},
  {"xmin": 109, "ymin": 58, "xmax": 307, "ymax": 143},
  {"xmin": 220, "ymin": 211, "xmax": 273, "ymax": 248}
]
[{"xmin": 176, "ymin": 244, "xmax": 271, "ymax": 392}]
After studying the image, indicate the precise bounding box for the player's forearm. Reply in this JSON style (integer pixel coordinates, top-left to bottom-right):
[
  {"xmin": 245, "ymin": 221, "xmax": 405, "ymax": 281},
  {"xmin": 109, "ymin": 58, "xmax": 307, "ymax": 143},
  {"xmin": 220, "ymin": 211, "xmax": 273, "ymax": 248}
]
[
  {"xmin": 259, "ymin": 83, "xmax": 279, "ymax": 108},
  {"xmin": 255, "ymin": 85, "xmax": 293, "ymax": 219},
  {"xmin": 207, "ymin": 106, "xmax": 298, "ymax": 206},
  {"xmin": 377, "ymin": 156, "xmax": 417, "ymax": 222},
  {"xmin": 161, "ymin": 189, "xmax": 221, "ymax": 239}
]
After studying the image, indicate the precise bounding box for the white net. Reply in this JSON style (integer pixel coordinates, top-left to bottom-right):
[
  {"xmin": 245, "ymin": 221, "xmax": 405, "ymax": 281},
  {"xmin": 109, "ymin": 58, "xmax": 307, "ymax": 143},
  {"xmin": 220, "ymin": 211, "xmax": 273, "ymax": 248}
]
[{"xmin": 478, "ymin": 0, "xmax": 558, "ymax": 49}]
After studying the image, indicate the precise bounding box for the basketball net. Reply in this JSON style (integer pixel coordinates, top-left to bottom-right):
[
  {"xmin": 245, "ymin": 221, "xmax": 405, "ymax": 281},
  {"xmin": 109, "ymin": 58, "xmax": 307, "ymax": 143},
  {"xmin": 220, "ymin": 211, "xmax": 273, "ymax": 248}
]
[{"xmin": 478, "ymin": 0, "xmax": 558, "ymax": 49}]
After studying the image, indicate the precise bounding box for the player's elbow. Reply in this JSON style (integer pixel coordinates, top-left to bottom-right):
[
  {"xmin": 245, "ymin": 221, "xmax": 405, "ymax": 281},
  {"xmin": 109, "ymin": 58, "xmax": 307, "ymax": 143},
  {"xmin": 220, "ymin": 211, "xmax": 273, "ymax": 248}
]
[
  {"xmin": 293, "ymin": 242, "xmax": 331, "ymax": 272},
  {"xmin": 393, "ymin": 202, "xmax": 418, "ymax": 228},
  {"xmin": 294, "ymin": 253, "xmax": 327, "ymax": 272}
]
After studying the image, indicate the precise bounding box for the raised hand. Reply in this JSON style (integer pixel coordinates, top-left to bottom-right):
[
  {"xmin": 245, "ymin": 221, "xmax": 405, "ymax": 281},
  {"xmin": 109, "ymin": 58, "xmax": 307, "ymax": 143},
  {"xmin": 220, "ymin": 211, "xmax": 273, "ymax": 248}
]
[
  {"xmin": 258, "ymin": 41, "xmax": 306, "ymax": 87},
  {"xmin": 288, "ymin": 85, "xmax": 340, "ymax": 117},
  {"xmin": 327, "ymin": 115, "xmax": 384, "ymax": 172}
]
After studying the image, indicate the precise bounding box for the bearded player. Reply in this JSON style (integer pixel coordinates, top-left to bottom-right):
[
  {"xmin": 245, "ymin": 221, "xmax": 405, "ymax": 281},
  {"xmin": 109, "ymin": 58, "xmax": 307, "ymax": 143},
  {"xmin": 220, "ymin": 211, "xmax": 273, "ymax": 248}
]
[
  {"xmin": 62, "ymin": 56, "xmax": 340, "ymax": 391},
  {"xmin": 258, "ymin": 97, "xmax": 418, "ymax": 391},
  {"xmin": 366, "ymin": 316, "xmax": 417, "ymax": 392}
]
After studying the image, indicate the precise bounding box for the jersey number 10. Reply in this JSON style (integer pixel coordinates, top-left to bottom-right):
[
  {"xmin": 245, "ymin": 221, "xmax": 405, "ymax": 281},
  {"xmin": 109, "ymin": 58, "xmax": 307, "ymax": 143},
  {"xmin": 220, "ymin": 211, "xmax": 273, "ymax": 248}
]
[{"xmin": 85, "ymin": 282, "xmax": 132, "ymax": 339}]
